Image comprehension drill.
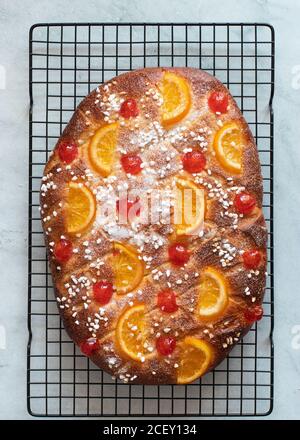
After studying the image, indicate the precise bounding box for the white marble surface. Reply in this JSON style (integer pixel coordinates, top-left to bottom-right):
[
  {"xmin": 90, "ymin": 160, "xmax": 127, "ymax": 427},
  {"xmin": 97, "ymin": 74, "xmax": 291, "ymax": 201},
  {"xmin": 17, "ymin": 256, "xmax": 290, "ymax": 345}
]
[{"xmin": 0, "ymin": 0, "xmax": 300, "ymax": 420}]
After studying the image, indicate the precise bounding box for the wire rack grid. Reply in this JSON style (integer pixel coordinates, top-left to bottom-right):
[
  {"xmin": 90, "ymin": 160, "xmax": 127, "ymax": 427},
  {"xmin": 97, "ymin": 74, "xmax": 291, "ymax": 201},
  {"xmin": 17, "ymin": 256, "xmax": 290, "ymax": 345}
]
[{"xmin": 28, "ymin": 23, "xmax": 274, "ymax": 417}]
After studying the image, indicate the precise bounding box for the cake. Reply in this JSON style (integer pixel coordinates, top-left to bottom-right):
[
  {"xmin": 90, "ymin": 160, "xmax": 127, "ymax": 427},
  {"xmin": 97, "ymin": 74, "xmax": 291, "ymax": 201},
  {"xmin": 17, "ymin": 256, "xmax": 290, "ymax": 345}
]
[{"xmin": 40, "ymin": 67, "xmax": 267, "ymax": 384}]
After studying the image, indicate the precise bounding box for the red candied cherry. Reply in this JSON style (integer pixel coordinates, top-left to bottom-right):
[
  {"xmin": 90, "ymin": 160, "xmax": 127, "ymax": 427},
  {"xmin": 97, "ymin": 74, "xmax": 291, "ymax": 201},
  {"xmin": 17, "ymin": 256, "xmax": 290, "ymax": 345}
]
[
  {"xmin": 208, "ymin": 90, "xmax": 229, "ymax": 114},
  {"xmin": 168, "ymin": 242, "xmax": 190, "ymax": 266},
  {"xmin": 54, "ymin": 239, "xmax": 73, "ymax": 263},
  {"xmin": 93, "ymin": 280, "xmax": 113, "ymax": 305},
  {"xmin": 234, "ymin": 191, "xmax": 256, "ymax": 215},
  {"xmin": 121, "ymin": 154, "xmax": 142, "ymax": 175},
  {"xmin": 120, "ymin": 99, "xmax": 139, "ymax": 119},
  {"xmin": 157, "ymin": 289, "xmax": 178, "ymax": 313},
  {"xmin": 80, "ymin": 338, "xmax": 100, "ymax": 356},
  {"xmin": 57, "ymin": 140, "xmax": 78, "ymax": 164},
  {"xmin": 242, "ymin": 249, "xmax": 262, "ymax": 270},
  {"xmin": 182, "ymin": 150, "xmax": 206, "ymax": 173},
  {"xmin": 116, "ymin": 197, "xmax": 141, "ymax": 220},
  {"xmin": 156, "ymin": 336, "xmax": 176, "ymax": 356},
  {"xmin": 244, "ymin": 305, "xmax": 264, "ymax": 323}
]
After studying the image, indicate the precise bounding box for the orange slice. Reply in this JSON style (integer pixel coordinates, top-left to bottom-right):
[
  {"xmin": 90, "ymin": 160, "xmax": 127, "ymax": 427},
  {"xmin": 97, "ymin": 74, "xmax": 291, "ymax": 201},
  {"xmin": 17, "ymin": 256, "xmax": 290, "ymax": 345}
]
[
  {"xmin": 197, "ymin": 267, "xmax": 228, "ymax": 319},
  {"xmin": 213, "ymin": 121, "xmax": 244, "ymax": 173},
  {"xmin": 116, "ymin": 304, "xmax": 153, "ymax": 362},
  {"xmin": 160, "ymin": 72, "xmax": 191, "ymax": 127},
  {"xmin": 88, "ymin": 122, "xmax": 118, "ymax": 177},
  {"xmin": 111, "ymin": 242, "xmax": 144, "ymax": 294},
  {"xmin": 65, "ymin": 182, "xmax": 96, "ymax": 234},
  {"xmin": 173, "ymin": 177, "xmax": 205, "ymax": 236},
  {"xmin": 177, "ymin": 337, "xmax": 213, "ymax": 384}
]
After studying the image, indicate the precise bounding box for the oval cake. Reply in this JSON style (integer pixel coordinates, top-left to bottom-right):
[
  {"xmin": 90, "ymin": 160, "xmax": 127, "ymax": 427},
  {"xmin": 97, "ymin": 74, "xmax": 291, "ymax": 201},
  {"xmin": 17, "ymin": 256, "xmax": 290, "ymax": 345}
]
[{"xmin": 40, "ymin": 67, "xmax": 267, "ymax": 384}]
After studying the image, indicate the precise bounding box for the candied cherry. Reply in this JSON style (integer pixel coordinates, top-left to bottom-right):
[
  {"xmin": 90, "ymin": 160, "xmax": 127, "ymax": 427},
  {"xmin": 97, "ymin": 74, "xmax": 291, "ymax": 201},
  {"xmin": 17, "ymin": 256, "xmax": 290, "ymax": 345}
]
[
  {"xmin": 57, "ymin": 140, "xmax": 78, "ymax": 164},
  {"xmin": 157, "ymin": 289, "xmax": 178, "ymax": 313},
  {"xmin": 244, "ymin": 305, "xmax": 263, "ymax": 323},
  {"xmin": 54, "ymin": 239, "xmax": 73, "ymax": 263},
  {"xmin": 116, "ymin": 197, "xmax": 141, "ymax": 220},
  {"xmin": 121, "ymin": 154, "xmax": 142, "ymax": 175},
  {"xmin": 242, "ymin": 249, "xmax": 262, "ymax": 270},
  {"xmin": 234, "ymin": 192, "xmax": 256, "ymax": 215},
  {"xmin": 208, "ymin": 90, "xmax": 229, "ymax": 114},
  {"xmin": 182, "ymin": 150, "xmax": 206, "ymax": 173},
  {"xmin": 120, "ymin": 99, "xmax": 139, "ymax": 119},
  {"xmin": 80, "ymin": 338, "xmax": 100, "ymax": 356},
  {"xmin": 93, "ymin": 280, "xmax": 113, "ymax": 305},
  {"xmin": 168, "ymin": 242, "xmax": 190, "ymax": 266},
  {"xmin": 156, "ymin": 336, "xmax": 176, "ymax": 356}
]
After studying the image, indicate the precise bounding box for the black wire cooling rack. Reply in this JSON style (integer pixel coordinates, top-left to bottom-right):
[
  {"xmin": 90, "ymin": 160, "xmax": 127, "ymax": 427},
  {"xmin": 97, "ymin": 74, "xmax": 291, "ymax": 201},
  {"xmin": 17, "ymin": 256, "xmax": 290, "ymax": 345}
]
[{"xmin": 28, "ymin": 23, "xmax": 274, "ymax": 417}]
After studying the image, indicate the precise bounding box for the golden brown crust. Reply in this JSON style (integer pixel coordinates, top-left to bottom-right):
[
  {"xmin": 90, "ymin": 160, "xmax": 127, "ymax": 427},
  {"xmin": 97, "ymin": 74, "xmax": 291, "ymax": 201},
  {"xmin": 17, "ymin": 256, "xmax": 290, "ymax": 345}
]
[{"xmin": 41, "ymin": 67, "xmax": 267, "ymax": 384}]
